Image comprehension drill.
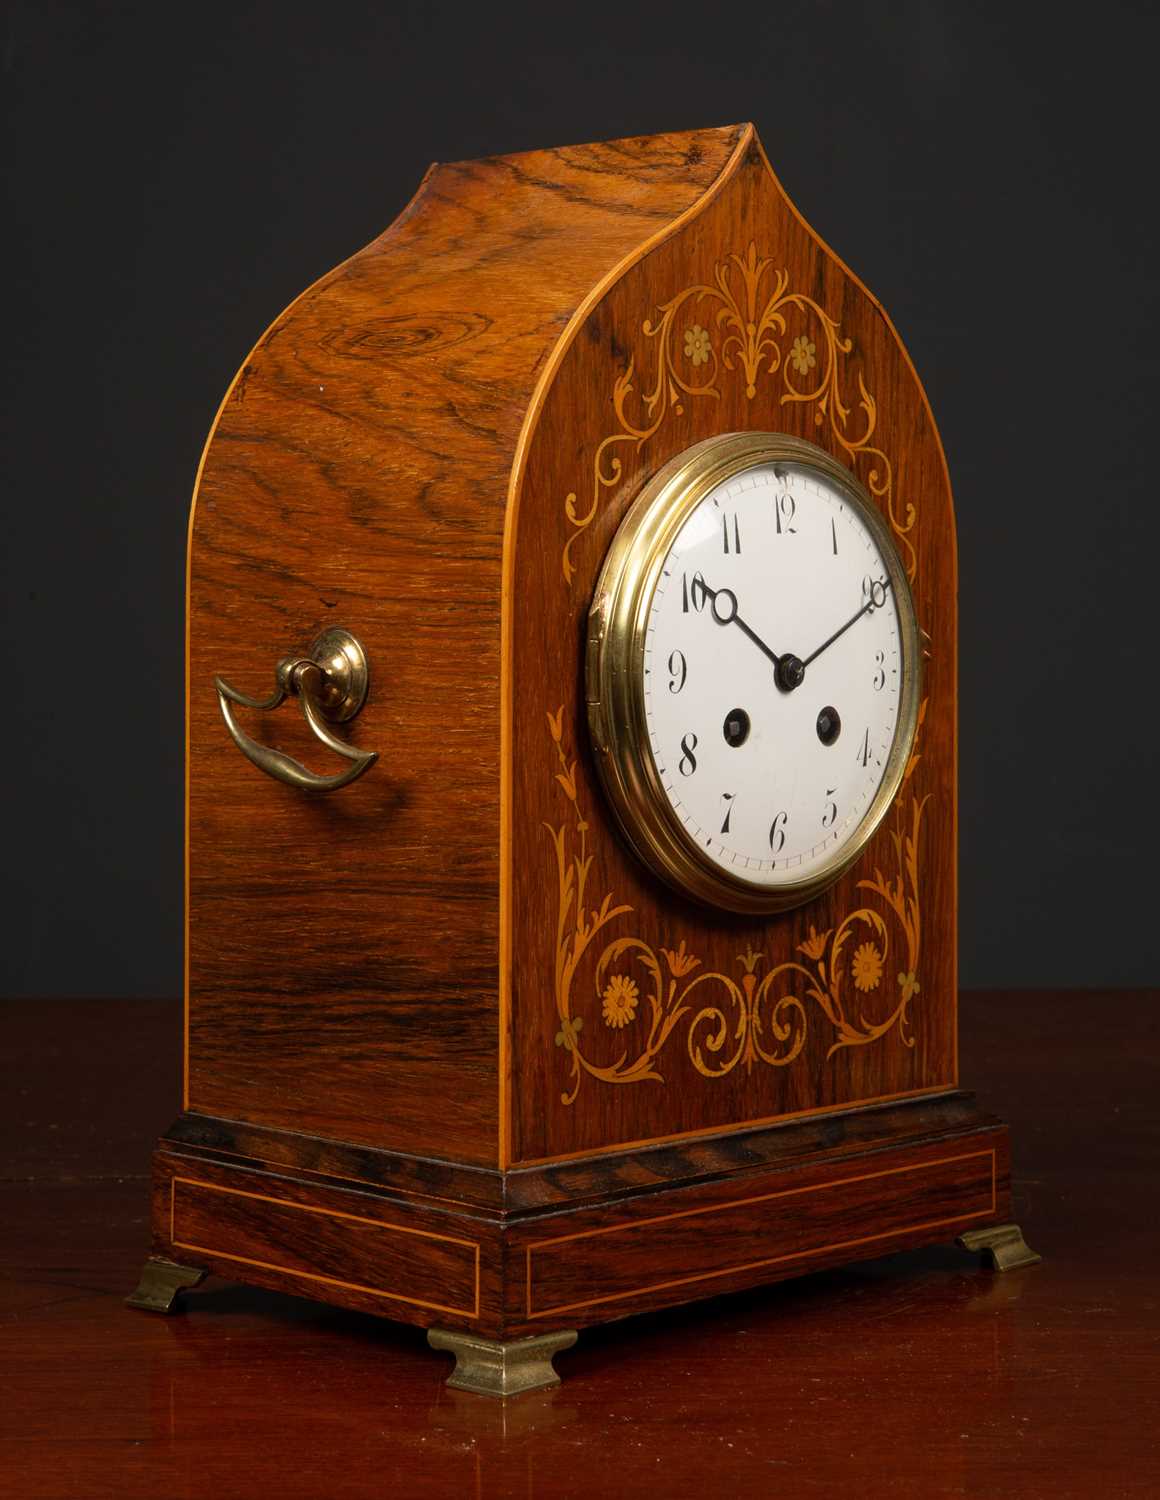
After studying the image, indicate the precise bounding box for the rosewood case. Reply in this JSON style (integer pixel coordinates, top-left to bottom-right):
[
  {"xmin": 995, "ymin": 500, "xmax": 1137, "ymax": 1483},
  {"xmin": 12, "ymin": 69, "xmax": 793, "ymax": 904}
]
[{"xmin": 138, "ymin": 124, "xmax": 1025, "ymax": 1369}]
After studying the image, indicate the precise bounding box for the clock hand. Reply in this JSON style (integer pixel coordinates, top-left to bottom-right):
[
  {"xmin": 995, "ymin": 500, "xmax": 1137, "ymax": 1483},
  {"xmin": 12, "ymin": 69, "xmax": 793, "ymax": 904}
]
[
  {"xmin": 699, "ymin": 581, "xmax": 783, "ymax": 672},
  {"xmin": 800, "ymin": 578, "xmax": 891, "ymax": 670}
]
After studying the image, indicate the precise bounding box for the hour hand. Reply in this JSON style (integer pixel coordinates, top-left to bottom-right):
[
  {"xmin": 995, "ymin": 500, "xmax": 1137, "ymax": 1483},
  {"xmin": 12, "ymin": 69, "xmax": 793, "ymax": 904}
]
[{"xmin": 699, "ymin": 580, "xmax": 783, "ymax": 673}]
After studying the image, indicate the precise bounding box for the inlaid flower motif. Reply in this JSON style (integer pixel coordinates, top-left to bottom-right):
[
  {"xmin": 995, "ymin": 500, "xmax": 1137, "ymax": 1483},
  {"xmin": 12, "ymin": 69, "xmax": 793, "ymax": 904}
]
[
  {"xmin": 555, "ymin": 1015, "xmax": 583, "ymax": 1049},
  {"xmin": 799, "ymin": 926, "xmax": 831, "ymax": 963},
  {"xmin": 790, "ymin": 334, "xmax": 817, "ymax": 375},
  {"xmin": 897, "ymin": 970, "xmax": 921, "ymax": 1004},
  {"xmin": 737, "ymin": 947, "xmax": 763, "ymax": 976},
  {"xmin": 602, "ymin": 973, "xmax": 640, "ymax": 1028},
  {"xmin": 661, "ymin": 940, "xmax": 701, "ymax": 978},
  {"xmin": 851, "ymin": 941, "xmax": 883, "ymax": 992},
  {"xmin": 684, "ymin": 324, "xmax": 711, "ymax": 366}
]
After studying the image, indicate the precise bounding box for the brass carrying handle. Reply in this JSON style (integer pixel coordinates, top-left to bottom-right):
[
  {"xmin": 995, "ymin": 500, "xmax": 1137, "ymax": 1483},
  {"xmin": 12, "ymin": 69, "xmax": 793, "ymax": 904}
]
[{"xmin": 214, "ymin": 628, "xmax": 378, "ymax": 793}]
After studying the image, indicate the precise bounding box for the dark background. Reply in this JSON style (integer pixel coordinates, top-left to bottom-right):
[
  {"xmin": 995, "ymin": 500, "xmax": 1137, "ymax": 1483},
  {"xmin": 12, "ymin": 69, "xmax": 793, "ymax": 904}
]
[{"xmin": 3, "ymin": 0, "xmax": 1156, "ymax": 998}]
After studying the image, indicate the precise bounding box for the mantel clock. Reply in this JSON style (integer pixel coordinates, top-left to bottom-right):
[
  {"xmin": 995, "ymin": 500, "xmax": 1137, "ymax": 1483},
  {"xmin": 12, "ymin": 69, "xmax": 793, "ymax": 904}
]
[{"xmin": 130, "ymin": 124, "xmax": 1037, "ymax": 1397}]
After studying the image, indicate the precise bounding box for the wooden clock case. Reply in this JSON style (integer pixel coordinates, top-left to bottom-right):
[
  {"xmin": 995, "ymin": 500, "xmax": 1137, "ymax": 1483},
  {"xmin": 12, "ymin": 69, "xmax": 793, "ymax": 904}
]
[{"xmin": 131, "ymin": 124, "xmax": 1035, "ymax": 1394}]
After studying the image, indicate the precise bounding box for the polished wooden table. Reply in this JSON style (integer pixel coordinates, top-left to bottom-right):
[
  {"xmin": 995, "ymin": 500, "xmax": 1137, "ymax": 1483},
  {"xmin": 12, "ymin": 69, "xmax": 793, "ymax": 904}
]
[{"xmin": 2, "ymin": 992, "xmax": 1156, "ymax": 1498}]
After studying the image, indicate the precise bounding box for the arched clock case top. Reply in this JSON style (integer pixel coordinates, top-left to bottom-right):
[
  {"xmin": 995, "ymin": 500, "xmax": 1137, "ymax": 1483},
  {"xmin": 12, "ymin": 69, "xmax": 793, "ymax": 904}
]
[{"xmin": 507, "ymin": 140, "xmax": 956, "ymax": 1164}]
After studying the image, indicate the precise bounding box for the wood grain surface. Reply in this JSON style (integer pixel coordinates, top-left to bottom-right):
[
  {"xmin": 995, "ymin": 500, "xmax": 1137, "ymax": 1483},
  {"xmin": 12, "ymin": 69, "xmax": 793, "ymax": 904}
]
[
  {"xmin": 186, "ymin": 126, "xmax": 745, "ymax": 1167},
  {"xmin": 3, "ymin": 992, "xmax": 1156, "ymax": 1500},
  {"xmin": 167, "ymin": 1171, "xmax": 483, "ymax": 1321},
  {"xmin": 516, "ymin": 1140, "xmax": 1000, "ymax": 1323}
]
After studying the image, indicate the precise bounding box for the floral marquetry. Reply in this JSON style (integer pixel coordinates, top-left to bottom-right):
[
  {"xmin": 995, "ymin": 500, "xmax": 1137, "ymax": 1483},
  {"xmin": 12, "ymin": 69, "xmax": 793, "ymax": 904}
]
[
  {"xmin": 851, "ymin": 942, "xmax": 884, "ymax": 993},
  {"xmin": 560, "ymin": 239, "xmax": 919, "ymax": 587},
  {"xmin": 601, "ymin": 974, "xmax": 640, "ymax": 1029},
  {"xmin": 684, "ymin": 324, "xmax": 712, "ymax": 366},
  {"xmin": 791, "ymin": 334, "xmax": 817, "ymax": 376},
  {"xmin": 546, "ymin": 702, "xmax": 929, "ymax": 1107}
]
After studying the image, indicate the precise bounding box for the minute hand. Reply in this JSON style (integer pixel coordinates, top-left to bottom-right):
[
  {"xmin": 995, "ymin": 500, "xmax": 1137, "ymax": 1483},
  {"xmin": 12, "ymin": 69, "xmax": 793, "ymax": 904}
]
[{"xmin": 801, "ymin": 581, "xmax": 891, "ymax": 670}]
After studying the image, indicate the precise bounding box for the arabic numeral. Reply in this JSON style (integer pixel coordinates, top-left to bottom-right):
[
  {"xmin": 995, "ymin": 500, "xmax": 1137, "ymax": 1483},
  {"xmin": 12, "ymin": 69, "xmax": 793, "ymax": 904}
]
[
  {"xmin": 768, "ymin": 810, "xmax": 788, "ymax": 853},
  {"xmin": 873, "ymin": 650, "xmax": 886, "ymax": 691},
  {"xmin": 722, "ymin": 512, "xmax": 741, "ymax": 553},
  {"xmin": 774, "ymin": 491, "xmax": 797, "ymax": 535},
  {"xmin": 667, "ymin": 650, "xmax": 687, "ymax": 694},
  {"xmin": 678, "ymin": 733, "xmax": 698, "ymax": 776},
  {"xmin": 856, "ymin": 728, "xmax": 871, "ymax": 767},
  {"xmin": 822, "ymin": 789, "xmax": 838, "ymax": 828},
  {"xmin": 720, "ymin": 792, "xmax": 735, "ymax": 834},
  {"xmin": 682, "ymin": 571, "xmax": 708, "ymax": 613}
]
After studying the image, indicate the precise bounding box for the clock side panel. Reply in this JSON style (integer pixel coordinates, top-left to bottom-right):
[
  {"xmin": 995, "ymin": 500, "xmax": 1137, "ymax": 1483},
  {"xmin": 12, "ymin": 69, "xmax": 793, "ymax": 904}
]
[
  {"xmin": 187, "ymin": 223, "xmax": 506, "ymax": 1166},
  {"xmin": 508, "ymin": 142, "xmax": 957, "ymax": 1165},
  {"xmin": 185, "ymin": 128, "xmax": 749, "ymax": 1168}
]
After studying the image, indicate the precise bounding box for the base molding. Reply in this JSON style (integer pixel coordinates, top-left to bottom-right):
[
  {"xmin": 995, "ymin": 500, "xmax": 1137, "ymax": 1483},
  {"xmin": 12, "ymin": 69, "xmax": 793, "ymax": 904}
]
[{"xmin": 141, "ymin": 1091, "xmax": 1014, "ymax": 1341}]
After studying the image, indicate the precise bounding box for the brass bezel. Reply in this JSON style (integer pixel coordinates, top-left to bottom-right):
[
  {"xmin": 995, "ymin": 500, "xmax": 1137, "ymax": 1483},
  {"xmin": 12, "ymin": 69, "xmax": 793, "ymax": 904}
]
[{"xmin": 586, "ymin": 431, "xmax": 922, "ymax": 915}]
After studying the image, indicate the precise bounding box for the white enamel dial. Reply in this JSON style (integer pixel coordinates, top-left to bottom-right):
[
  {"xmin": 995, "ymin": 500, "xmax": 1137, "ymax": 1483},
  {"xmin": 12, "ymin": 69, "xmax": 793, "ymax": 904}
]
[
  {"xmin": 587, "ymin": 432, "xmax": 920, "ymax": 914},
  {"xmin": 642, "ymin": 459, "xmax": 904, "ymax": 887}
]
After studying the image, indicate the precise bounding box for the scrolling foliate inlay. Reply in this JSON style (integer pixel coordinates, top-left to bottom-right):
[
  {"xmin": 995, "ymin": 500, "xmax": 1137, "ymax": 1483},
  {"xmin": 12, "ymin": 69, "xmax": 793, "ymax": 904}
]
[
  {"xmin": 561, "ymin": 242, "xmax": 917, "ymax": 585},
  {"xmin": 546, "ymin": 703, "xmax": 930, "ymax": 1107}
]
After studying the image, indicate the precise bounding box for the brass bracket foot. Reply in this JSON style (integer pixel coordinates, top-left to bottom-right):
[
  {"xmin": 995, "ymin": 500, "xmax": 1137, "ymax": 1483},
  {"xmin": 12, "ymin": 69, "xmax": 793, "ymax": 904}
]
[
  {"xmin": 957, "ymin": 1223, "xmax": 1041, "ymax": 1272},
  {"xmin": 428, "ymin": 1327, "xmax": 578, "ymax": 1398},
  {"xmin": 125, "ymin": 1256, "xmax": 207, "ymax": 1313}
]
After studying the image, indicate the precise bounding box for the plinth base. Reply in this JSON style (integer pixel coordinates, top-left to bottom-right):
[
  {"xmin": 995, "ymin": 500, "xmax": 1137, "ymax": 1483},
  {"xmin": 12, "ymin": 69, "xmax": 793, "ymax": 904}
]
[{"xmin": 133, "ymin": 1090, "xmax": 1027, "ymax": 1364}]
